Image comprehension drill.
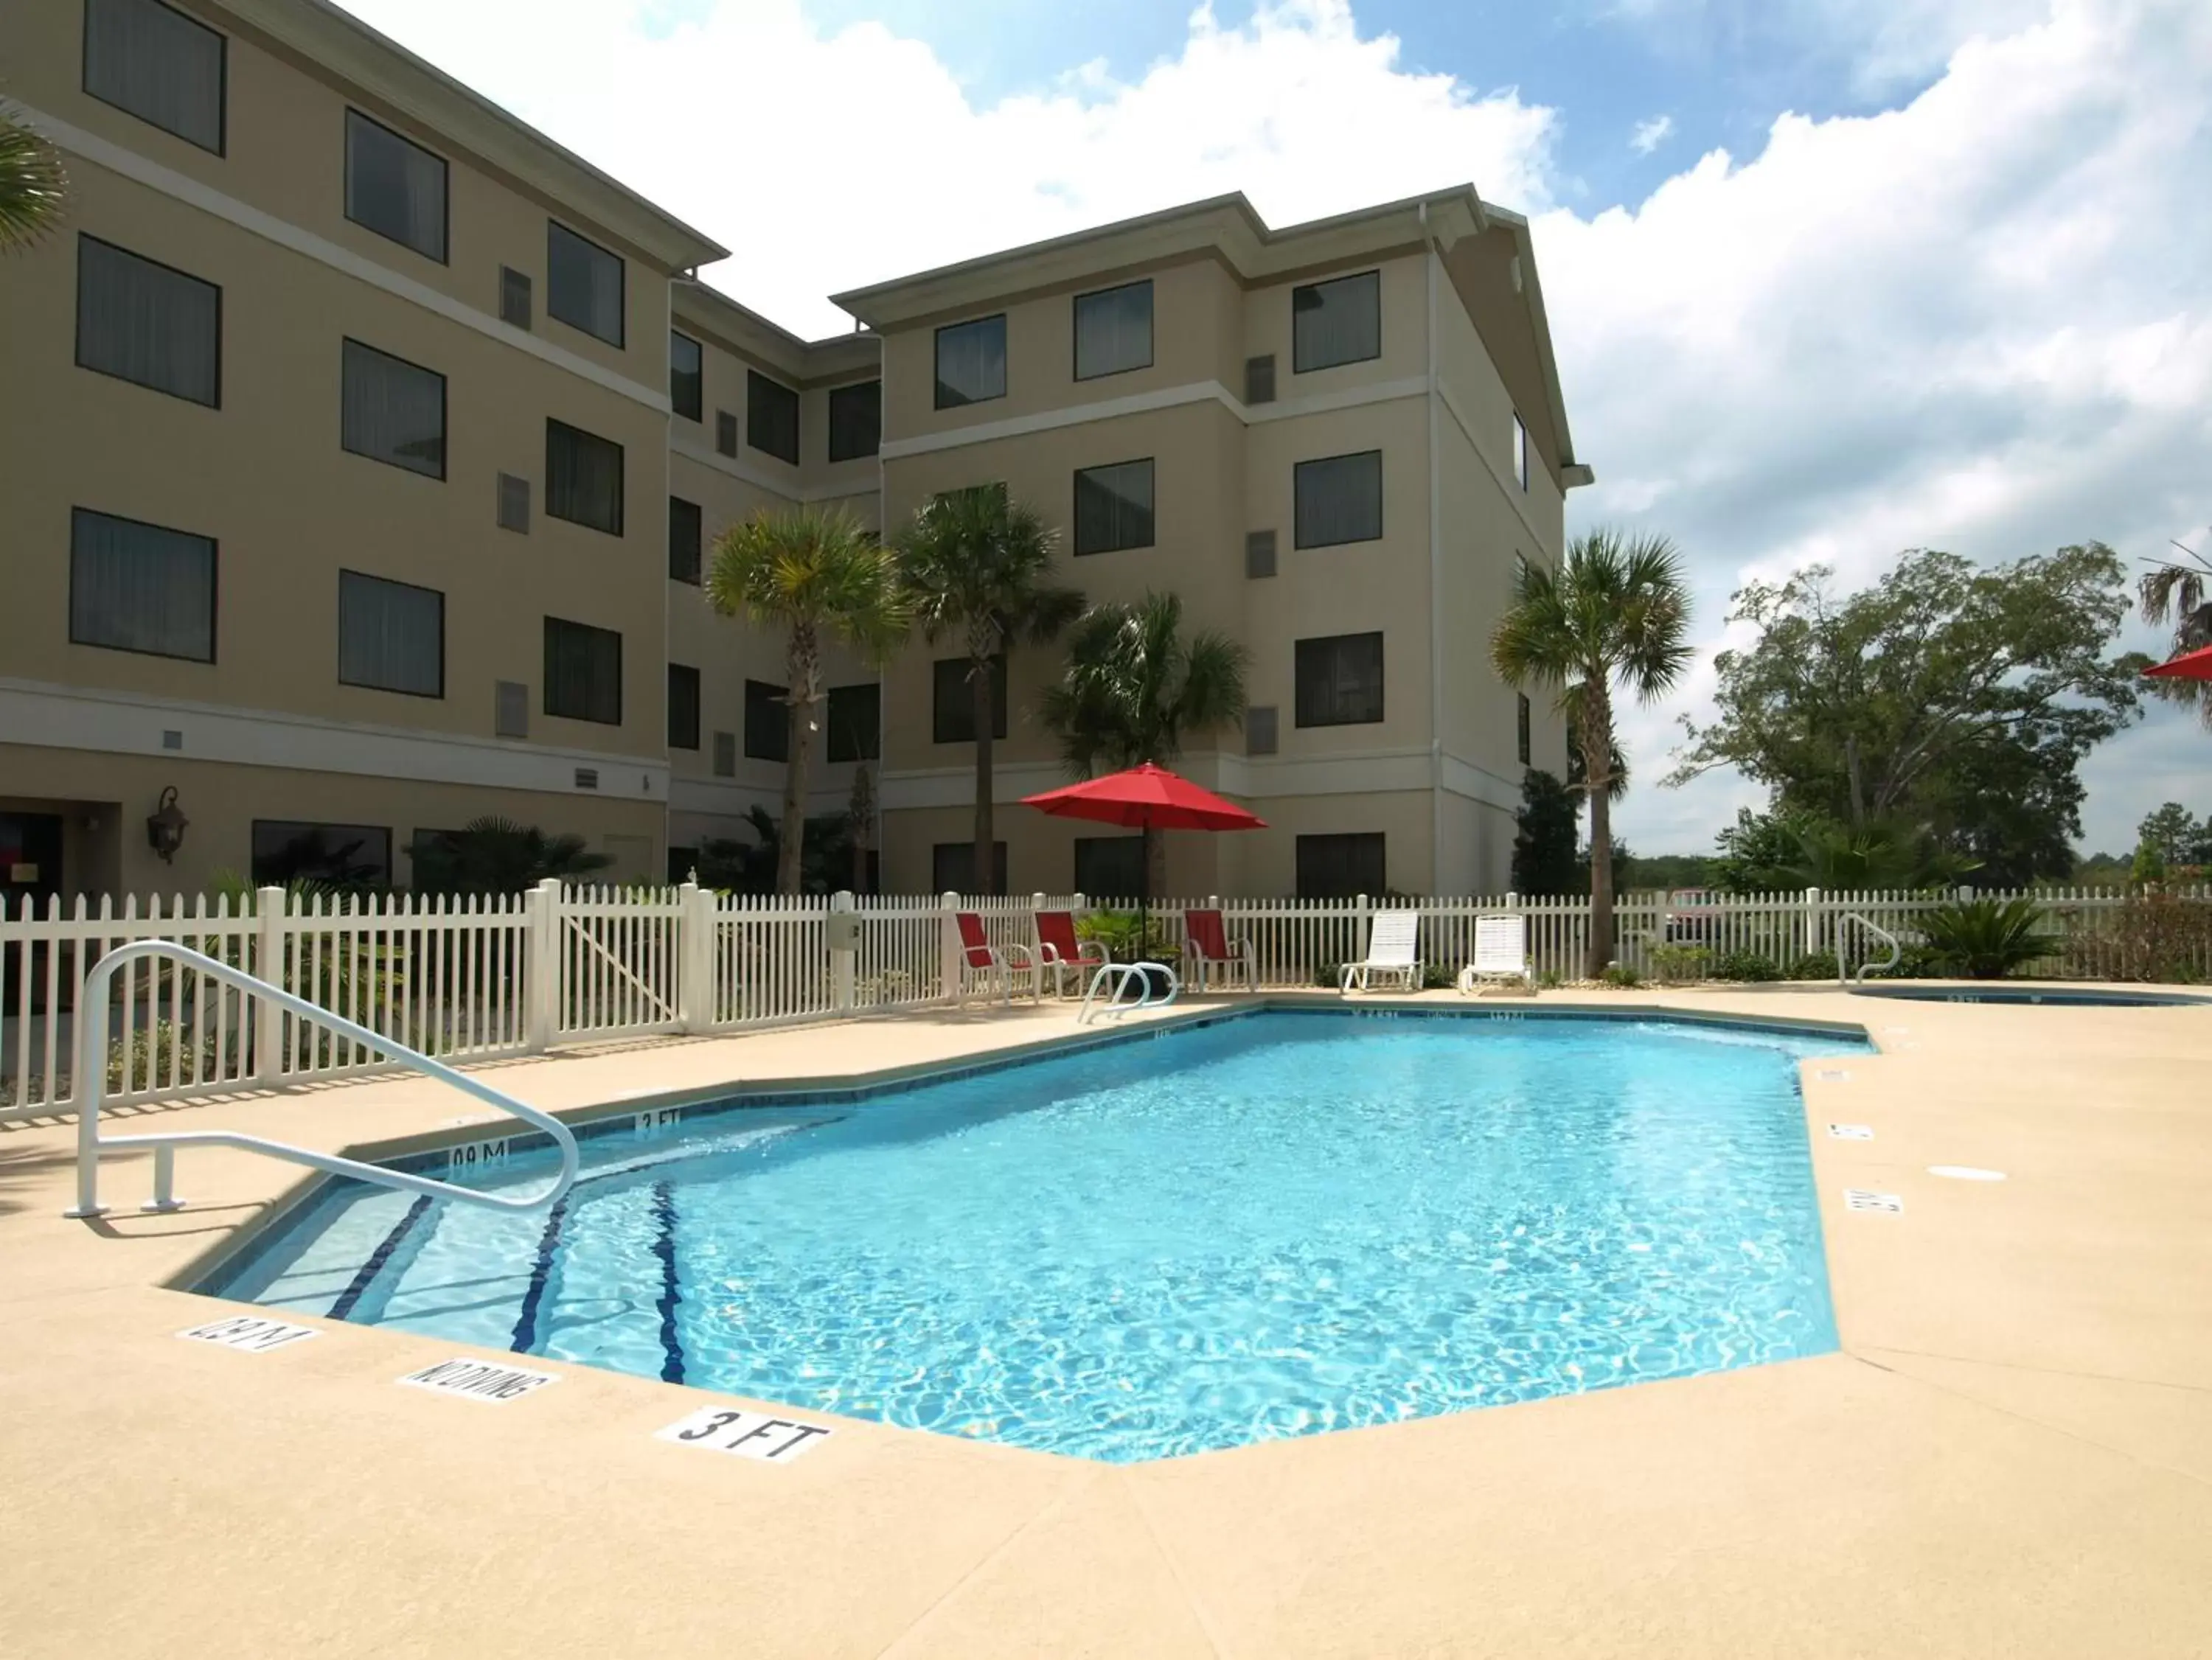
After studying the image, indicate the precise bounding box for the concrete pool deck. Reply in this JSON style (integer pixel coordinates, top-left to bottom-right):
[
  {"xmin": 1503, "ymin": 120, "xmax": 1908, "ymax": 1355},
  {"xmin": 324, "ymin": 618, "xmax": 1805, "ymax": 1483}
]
[{"xmin": 3, "ymin": 986, "xmax": 2208, "ymax": 1657}]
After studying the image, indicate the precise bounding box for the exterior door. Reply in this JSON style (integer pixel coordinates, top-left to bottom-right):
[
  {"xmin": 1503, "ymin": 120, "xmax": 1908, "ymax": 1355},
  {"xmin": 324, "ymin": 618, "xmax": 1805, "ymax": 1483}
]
[{"xmin": 0, "ymin": 812, "xmax": 65, "ymax": 1015}]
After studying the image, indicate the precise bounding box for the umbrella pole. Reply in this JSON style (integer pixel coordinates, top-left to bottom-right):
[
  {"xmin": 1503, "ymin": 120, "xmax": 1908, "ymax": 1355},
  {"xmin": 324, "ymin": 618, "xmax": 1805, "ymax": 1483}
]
[{"xmin": 1138, "ymin": 811, "xmax": 1151, "ymax": 958}]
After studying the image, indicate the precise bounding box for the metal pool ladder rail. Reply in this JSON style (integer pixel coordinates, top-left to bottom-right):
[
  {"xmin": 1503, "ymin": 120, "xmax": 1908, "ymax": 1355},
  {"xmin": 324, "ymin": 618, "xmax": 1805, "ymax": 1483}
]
[
  {"xmin": 64, "ymin": 939, "xmax": 578, "ymax": 1220},
  {"xmin": 1837, "ymin": 913, "xmax": 1903, "ymax": 986},
  {"xmin": 1077, "ymin": 960, "xmax": 1181, "ymax": 1024}
]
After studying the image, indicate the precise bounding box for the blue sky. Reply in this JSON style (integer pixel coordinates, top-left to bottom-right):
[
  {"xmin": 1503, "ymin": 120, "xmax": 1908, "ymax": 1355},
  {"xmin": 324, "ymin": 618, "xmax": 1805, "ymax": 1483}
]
[{"xmin": 341, "ymin": 0, "xmax": 2211, "ymax": 859}]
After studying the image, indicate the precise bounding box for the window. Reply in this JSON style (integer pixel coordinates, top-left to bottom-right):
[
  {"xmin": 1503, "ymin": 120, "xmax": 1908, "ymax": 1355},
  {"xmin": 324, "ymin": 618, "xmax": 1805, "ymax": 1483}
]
[
  {"xmin": 712, "ymin": 731, "xmax": 737, "ymax": 777},
  {"xmin": 83, "ymin": 0, "xmax": 226, "ymax": 154},
  {"xmin": 1246, "ymin": 705, "xmax": 1279, "ymax": 756},
  {"xmin": 1073, "ymin": 458, "xmax": 1155, "ymax": 556},
  {"xmin": 252, "ymin": 821, "xmax": 391, "ymax": 889},
  {"xmin": 546, "ymin": 419, "xmax": 623, "ymax": 534},
  {"xmin": 828, "ymin": 379, "xmax": 880, "ymax": 462},
  {"xmin": 932, "ymin": 655, "xmax": 1007, "ymax": 744},
  {"xmin": 1074, "ymin": 280, "xmax": 1152, "ymax": 380},
  {"xmin": 668, "ymin": 496, "xmax": 701, "ymax": 583},
  {"xmin": 338, "ymin": 570, "xmax": 442, "ymax": 697},
  {"xmin": 669, "ymin": 331, "xmax": 702, "ymax": 422},
  {"xmin": 1245, "ymin": 354, "xmax": 1276, "ymax": 405},
  {"xmin": 1293, "ymin": 450, "xmax": 1382, "ymax": 548},
  {"xmin": 74, "ymin": 235, "xmax": 220, "ymax": 407},
  {"xmin": 1512, "ymin": 550, "xmax": 1529, "ymax": 599},
  {"xmin": 1074, "ymin": 836, "xmax": 1144, "ymax": 898},
  {"xmin": 546, "ymin": 221, "xmax": 624, "ymax": 346},
  {"xmin": 1517, "ymin": 693, "xmax": 1531, "ymax": 766},
  {"xmin": 714, "ymin": 410, "xmax": 738, "ymax": 457},
  {"xmin": 1294, "ymin": 632, "xmax": 1384, "ymax": 728},
  {"xmin": 667, "ymin": 846, "xmax": 698, "ymax": 885},
  {"xmin": 69, "ymin": 507, "xmax": 215, "ymax": 663},
  {"xmin": 667, "ymin": 663, "xmax": 700, "ymax": 750},
  {"xmin": 933, "ymin": 841, "xmax": 1008, "ymax": 896},
  {"xmin": 497, "ymin": 472, "xmax": 530, "ymax": 533},
  {"xmin": 1292, "ymin": 270, "xmax": 1380, "ymax": 373},
  {"xmin": 1295, "ymin": 832, "xmax": 1385, "ymax": 899},
  {"xmin": 827, "ymin": 683, "xmax": 880, "ymax": 762},
  {"xmin": 499, "ymin": 266, "xmax": 532, "ymax": 329},
  {"xmin": 343, "ymin": 110, "xmax": 446, "ymax": 262},
  {"xmin": 743, "ymin": 679, "xmax": 787, "ymax": 761},
  {"xmin": 747, "ymin": 370, "xmax": 799, "ymax": 464},
  {"xmin": 543, "ymin": 617, "xmax": 622, "ymax": 725},
  {"xmin": 1513, "ymin": 412, "xmax": 1530, "ymax": 492},
  {"xmin": 341, "ymin": 339, "xmax": 445, "ymax": 479},
  {"xmin": 495, "ymin": 680, "xmax": 529, "ymax": 738},
  {"xmin": 934, "ymin": 314, "xmax": 1006, "ymax": 409},
  {"xmin": 1245, "ymin": 529, "xmax": 1277, "ymax": 579}
]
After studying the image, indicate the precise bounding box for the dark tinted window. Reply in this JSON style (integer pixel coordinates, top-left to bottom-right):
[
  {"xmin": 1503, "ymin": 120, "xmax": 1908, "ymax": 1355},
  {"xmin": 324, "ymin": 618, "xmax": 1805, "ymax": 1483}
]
[
  {"xmin": 1517, "ymin": 694, "xmax": 1531, "ymax": 765},
  {"xmin": 669, "ymin": 331, "xmax": 702, "ymax": 421},
  {"xmin": 75, "ymin": 235, "xmax": 220, "ymax": 407},
  {"xmin": 747, "ymin": 370, "xmax": 799, "ymax": 464},
  {"xmin": 543, "ymin": 616, "xmax": 622, "ymax": 725},
  {"xmin": 83, "ymin": 0, "xmax": 225, "ymax": 154},
  {"xmin": 499, "ymin": 266, "xmax": 532, "ymax": 329},
  {"xmin": 934, "ymin": 315, "xmax": 1006, "ymax": 409},
  {"xmin": 1074, "ymin": 836, "xmax": 1145, "ymax": 897},
  {"xmin": 668, "ymin": 497, "xmax": 701, "ymax": 583},
  {"xmin": 546, "ymin": 419, "xmax": 623, "ymax": 534},
  {"xmin": 1291, "ymin": 270, "xmax": 1380, "ymax": 372},
  {"xmin": 69, "ymin": 508, "xmax": 215, "ymax": 663},
  {"xmin": 344, "ymin": 110, "xmax": 447, "ymax": 262},
  {"xmin": 744, "ymin": 679, "xmax": 787, "ymax": 761},
  {"xmin": 1294, "ymin": 632, "xmax": 1384, "ymax": 728},
  {"xmin": 252, "ymin": 821, "xmax": 392, "ymax": 889},
  {"xmin": 828, "ymin": 379, "xmax": 880, "ymax": 462},
  {"xmin": 338, "ymin": 570, "xmax": 442, "ymax": 697},
  {"xmin": 667, "ymin": 663, "xmax": 700, "ymax": 750},
  {"xmin": 933, "ymin": 840, "xmax": 1008, "ymax": 896},
  {"xmin": 1074, "ymin": 281, "xmax": 1152, "ymax": 380},
  {"xmin": 714, "ymin": 410, "xmax": 737, "ymax": 456},
  {"xmin": 341, "ymin": 339, "xmax": 445, "ymax": 479},
  {"xmin": 827, "ymin": 683, "xmax": 880, "ymax": 761},
  {"xmin": 546, "ymin": 221, "xmax": 624, "ymax": 346},
  {"xmin": 1073, "ymin": 459, "xmax": 1155, "ymax": 556},
  {"xmin": 933, "ymin": 655, "xmax": 1007, "ymax": 744},
  {"xmin": 1295, "ymin": 832, "xmax": 1385, "ymax": 899},
  {"xmin": 1293, "ymin": 450, "xmax": 1382, "ymax": 548}
]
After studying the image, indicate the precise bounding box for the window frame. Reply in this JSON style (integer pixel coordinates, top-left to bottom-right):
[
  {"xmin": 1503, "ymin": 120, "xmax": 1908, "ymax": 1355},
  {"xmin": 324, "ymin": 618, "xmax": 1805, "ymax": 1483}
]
[
  {"xmin": 667, "ymin": 495, "xmax": 702, "ymax": 585},
  {"xmin": 1293, "ymin": 449, "xmax": 1384, "ymax": 549},
  {"xmin": 1295, "ymin": 831, "xmax": 1387, "ymax": 899},
  {"xmin": 251, "ymin": 820, "xmax": 392, "ymax": 890},
  {"xmin": 341, "ymin": 108, "xmax": 449, "ymax": 265},
  {"xmin": 1290, "ymin": 269, "xmax": 1382, "ymax": 375},
  {"xmin": 827, "ymin": 682, "xmax": 881, "ymax": 763},
  {"xmin": 340, "ymin": 336, "xmax": 448, "ymax": 481},
  {"xmin": 545, "ymin": 220, "xmax": 626, "ymax": 348},
  {"xmin": 67, "ymin": 506, "xmax": 218, "ymax": 665},
  {"xmin": 669, "ymin": 329, "xmax": 703, "ymax": 422},
  {"xmin": 933, "ymin": 313, "xmax": 1007, "ymax": 411},
  {"xmin": 542, "ymin": 615, "xmax": 624, "ymax": 726},
  {"xmin": 743, "ymin": 678, "xmax": 789, "ymax": 763},
  {"xmin": 1071, "ymin": 457, "xmax": 1157, "ymax": 557},
  {"xmin": 336, "ymin": 568, "xmax": 445, "ymax": 700},
  {"xmin": 544, "ymin": 417, "xmax": 625, "ymax": 535},
  {"xmin": 1293, "ymin": 631, "xmax": 1385, "ymax": 729},
  {"xmin": 73, "ymin": 233, "xmax": 223, "ymax": 408},
  {"xmin": 81, "ymin": 0, "xmax": 228, "ymax": 156},
  {"xmin": 667, "ymin": 663, "xmax": 701, "ymax": 751},
  {"xmin": 745, "ymin": 369, "xmax": 800, "ymax": 466},
  {"xmin": 1071, "ymin": 279, "xmax": 1154, "ymax": 382},
  {"xmin": 827, "ymin": 378, "xmax": 881, "ymax": 463}
]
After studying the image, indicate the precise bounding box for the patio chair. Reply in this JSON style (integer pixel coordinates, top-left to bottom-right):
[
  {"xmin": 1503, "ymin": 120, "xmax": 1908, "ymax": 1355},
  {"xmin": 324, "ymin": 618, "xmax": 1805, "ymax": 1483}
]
[
  {"xmin": 1182, "ymin": 907, "xmax": 1258, "ymax": 994},
  {"xmin": 1034, "ymin": 909, "xmax": 1107, "ymax": 998},
  {"xmin": 1340, "ymin": 910, "xmax": 1422, "ymax": 994},
  {"xmin": 953, "ymin": 911, "xmax": 1039, "ymax": 1006},
  {"xmin": 1456, "ymin": 914, "xmax": 1533, "ymax": 994}
]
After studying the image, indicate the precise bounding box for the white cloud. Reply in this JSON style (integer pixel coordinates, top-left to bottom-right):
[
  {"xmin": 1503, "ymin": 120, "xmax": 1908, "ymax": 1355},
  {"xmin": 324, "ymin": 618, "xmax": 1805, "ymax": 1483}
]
[
  {"xmin": 331, "ymin": 0, "xmax": 2212, "ymax": 855},
  {"xmin": 1630, "ymin": 114, "xmax": 1675, "ymax": 153}
]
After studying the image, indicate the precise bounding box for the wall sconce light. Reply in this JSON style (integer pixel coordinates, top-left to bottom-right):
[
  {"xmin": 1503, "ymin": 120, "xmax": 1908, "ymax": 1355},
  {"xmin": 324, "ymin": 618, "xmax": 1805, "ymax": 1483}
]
[{"xmin": 146, "ymin": 787, "xmax": 189, "ymax": 864}]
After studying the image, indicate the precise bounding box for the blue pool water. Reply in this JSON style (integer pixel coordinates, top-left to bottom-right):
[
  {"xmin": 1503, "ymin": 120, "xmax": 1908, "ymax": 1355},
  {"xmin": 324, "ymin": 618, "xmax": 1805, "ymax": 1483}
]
[{"xmin": 207, "ymin": 1011, "xmax": 1857, "ymax": 1462}]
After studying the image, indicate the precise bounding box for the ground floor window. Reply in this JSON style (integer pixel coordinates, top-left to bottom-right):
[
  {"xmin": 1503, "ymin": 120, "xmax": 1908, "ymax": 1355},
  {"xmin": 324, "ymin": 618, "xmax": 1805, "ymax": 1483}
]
[
  {"xmin": 1074, "ymin": 834, "xmax": 1145, "ymax": 898},
  {"xmin": 933, "ymin": 840, "xmax": 1007, "ymax": 896},
  {"xmin": 1295, "ymin": 831, "xmax": 1385, "ymax": 899},
  {"xmin": 252, "ymin": 820, "xmax": 392, "ymax": 889}
]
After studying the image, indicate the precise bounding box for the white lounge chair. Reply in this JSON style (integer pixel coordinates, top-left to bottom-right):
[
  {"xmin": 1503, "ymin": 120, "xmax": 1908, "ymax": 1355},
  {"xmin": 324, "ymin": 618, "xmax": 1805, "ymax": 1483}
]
[
  {"xmin": 1456, "ymin": 914, "xmax": 1533, "ymax": 993},
  {"xmin": 1339, "ymin": 910, "xmax": 1422, "ymax": 994}
]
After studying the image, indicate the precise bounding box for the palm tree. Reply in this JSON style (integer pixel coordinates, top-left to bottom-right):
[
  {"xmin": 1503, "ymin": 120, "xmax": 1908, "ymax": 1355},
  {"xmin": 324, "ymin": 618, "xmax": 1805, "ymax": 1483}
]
[
  {"xmin": 408, "ymin": 817, "xmax": 612, "ymax": 893},
  {"xmin": 1040, "ymin": 591, "xmax": 1248, "ymax": 896},
  {"xmin": 708, "ymin": 507, "xmax": 908, "ymax": 893},
  {"xmin": 0, "ymin": 103, "xmax": 68, "ymax": 254},
  {"xmin": 897, "ymin": 487, "xmax": 1082, "ymax": 893},
  {"xmin": 2138, "ymin": 527, "xmax": 2212, "ymax": 725},
  {"xmin": 1492, "ymin": 529, "xmax": 1691, "ymax": 976}
]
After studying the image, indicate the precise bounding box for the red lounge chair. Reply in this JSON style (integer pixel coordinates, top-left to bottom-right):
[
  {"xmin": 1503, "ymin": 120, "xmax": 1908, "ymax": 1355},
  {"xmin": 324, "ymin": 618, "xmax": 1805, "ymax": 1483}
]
[
  {"xmin": 1182, "ymin": 907, "xmax": 1256, "ymax": 993},
  {"xmin": 953, "ymin": 911, "xmax": 1038, "ymax": 1005},
  {"xmin": 1034, "ymin": 910, "xmax": 1107, "ymax": 997}
]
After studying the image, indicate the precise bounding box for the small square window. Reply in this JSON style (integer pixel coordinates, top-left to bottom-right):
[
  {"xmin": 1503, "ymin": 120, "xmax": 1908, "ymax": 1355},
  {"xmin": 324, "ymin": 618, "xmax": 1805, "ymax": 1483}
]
[
  {"xmin": 495, "ymin": 680, "xmax": 529, "ymax": 738},
  {"xmin": 1245, "ymin": 354, "xmax": 1276, "ymax": 405},
  {"xmin": 1245, "ymin": 529, "xmax": 1276, "ymax": 579},
  {"xmin": 497, "ymin": 472, "xmax": 530, "ymax": 533},
  {"xmin": 747, "ymin": 371, "xmax": 799, "ymax": 465},
  {"xmin": 499, "ymin": 266, "xmax": 532, "ymax": 329},
  {"xmin": 714, "ymin": 410, "xmax": 738, "ymax": 457},
  {"xmin": 1246, "ymin": 705, "xmax": 1279, "ymax": 756},
  {"xmin": 1292, "ymin": 271, "xmax": 1381, "ymax": 373},
  {"xmin": 935, "ymin": 314, "xmax": 1006, "ymax": 410},
  {"xmin": 1073, "ymin": 280, "xmax": 1152, "ymax": 380},
  {"xmin": 712, "ymin": 730, "xmax": 737, "ymax": 777}
]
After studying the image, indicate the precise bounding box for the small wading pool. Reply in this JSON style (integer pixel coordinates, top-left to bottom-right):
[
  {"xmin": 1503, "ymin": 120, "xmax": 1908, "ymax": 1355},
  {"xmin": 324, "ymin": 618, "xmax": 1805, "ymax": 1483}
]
[
  {"xmin": 1852, "ymin": 985, "xmax": 2211, "ymax": 1007},
  {"xmin": 204, "ymin": 1010, "xmax": 1865, "ymax": 1462}
]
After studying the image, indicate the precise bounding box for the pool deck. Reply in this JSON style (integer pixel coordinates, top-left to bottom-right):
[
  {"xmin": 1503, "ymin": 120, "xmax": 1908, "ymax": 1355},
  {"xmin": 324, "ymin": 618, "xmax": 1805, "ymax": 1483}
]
[{"xmin": 4, "ymin": 986, "xmax": 2209, "ymax": 1657}]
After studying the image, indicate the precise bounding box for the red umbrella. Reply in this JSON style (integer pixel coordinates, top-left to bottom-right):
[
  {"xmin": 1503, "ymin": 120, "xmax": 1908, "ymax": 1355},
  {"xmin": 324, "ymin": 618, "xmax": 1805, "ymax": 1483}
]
[
  {"xmin": 2145, "ymin": 644, "xmax": 2212, "ymax": 680},
  {"xmin": 1021, "ymin": 763, "xmax": 1265, "ymax": 938}
]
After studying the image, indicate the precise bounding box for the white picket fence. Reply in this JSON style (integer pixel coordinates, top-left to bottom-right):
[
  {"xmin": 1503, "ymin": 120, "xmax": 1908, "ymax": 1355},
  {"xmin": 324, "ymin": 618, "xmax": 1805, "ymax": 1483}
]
[{"xmin": 3, "ymin": 881, "xmax": 2202, "ymax": 1121}]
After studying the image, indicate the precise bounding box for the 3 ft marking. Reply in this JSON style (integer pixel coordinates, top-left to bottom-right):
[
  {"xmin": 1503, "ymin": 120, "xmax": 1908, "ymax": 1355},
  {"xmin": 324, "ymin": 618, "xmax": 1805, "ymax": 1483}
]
[
  {"xmin": 446, "ymin": 1136, "xmax": 511, "ymax": 1172},
  {"xmin": 656, "ymin": 1406, "xmax": 832, "ymax": 1463},
  {"xmin": 634, "ymin": 1106, "xmax": 682, "ymax": 1138},
  {"xmin": 399, "ymin": 1357, "xmax": 558, "ymax": 1403},
  {"xmin": 1844, "ymin": 1188, "xmax": 1904, "ymax": 1214},
  {"xmin": 1828, "ymin": 1123, "xmax": 1875, "ymax": 1140},
  {"xmin": 178, "ymin": 1315, "xmax": 319, "ymax": 1353}
]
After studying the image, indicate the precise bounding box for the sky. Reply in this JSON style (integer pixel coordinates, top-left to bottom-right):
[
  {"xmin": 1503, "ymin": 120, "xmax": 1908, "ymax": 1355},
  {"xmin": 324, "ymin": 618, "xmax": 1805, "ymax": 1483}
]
[{"xmin": 338, "ymin": 0, "xmax": 2212, "ymax": 857}]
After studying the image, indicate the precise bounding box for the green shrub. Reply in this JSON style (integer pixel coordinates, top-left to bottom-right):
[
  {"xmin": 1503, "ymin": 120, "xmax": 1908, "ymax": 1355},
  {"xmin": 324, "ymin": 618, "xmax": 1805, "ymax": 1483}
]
[
  {"xmin": 106, "ymin": 1020, "xmax": 223, "ymax": 1093},
  {"xmin": 1787, "ymin": 951, "xmax": 1840, "ymax": 981},
  {"xmin": 1600, "ymin": 963, "xmax": 1643, "ymax": 988},
  {"xmin": 1648, "ymin": 944, "xmax": 1711, "ymax": 985},
  {"xmin": 1710, "ymin": 950, "xmax": 1783, "ymax": 983},
  {"xmin": 1077, "ymin": 910, "xmax": 1178, "ymax": 964},
  {"xmin": 1915, "ymin": 897, "xmax": 2052, "ymax": 980},
  {"xmin": 1310, "ymin": 962, "xmax": 1455, "ymax": 990},
  {"xmin": 2060, "ymin": 891, "xmax": 2212, "ymax": 983},
  {"xmin": 1535, "ymin": 968, "xmax": 1564, "ymax": 990}
]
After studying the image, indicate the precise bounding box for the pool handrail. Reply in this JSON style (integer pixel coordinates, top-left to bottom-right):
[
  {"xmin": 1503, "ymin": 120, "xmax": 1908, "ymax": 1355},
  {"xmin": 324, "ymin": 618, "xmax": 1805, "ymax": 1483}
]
[
  {"xmin": 64, "ymin": 938, "xmax": 578, "ymax": 1220},
  {"xmin": 1077, "ymin": 960, "xmax": 1180, "ymax": 1024},
  {"xmin": 1837, "ymin": 912, "xmax": 1903, "ymax": 986}
]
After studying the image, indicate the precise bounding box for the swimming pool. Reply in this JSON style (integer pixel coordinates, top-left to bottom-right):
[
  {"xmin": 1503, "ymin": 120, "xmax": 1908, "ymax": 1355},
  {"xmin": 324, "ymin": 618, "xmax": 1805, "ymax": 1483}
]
[{"xmin": 206, "ymin": 1011, "xmax": 1859, "ymax": 1462}]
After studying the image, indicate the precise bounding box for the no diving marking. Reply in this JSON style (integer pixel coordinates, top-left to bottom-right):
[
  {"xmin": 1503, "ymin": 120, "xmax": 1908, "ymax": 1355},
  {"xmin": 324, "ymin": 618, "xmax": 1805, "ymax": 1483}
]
[
  {"xmin": 656, "ymin": 1406, "xmax": 832, "ymax": 1464},
  {"xmin": 446, "ymin": 1137, "xmax": 511, "ymax": 1173},
  {"xmin": 178, "ymin": 1315, "xmax": 320, "ymax": 1353},
  {"xmin": 400, "ymin": 1357, "xmax": 559, "ymax": 1403}
]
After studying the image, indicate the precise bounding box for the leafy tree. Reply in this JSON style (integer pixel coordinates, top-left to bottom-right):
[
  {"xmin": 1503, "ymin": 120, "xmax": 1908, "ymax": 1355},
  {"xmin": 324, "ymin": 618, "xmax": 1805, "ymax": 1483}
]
[
  {"xmin": 1615, "ymin": 852, "xmax": 1714, "ymax": 890},
  {"xmin": 2131, "ymin": 837, "xmax": 2168, "ymax": 887},
  {"xmin": 0, "ymin": 104, "xmax": 67, "ymax": 254},
  {"xmin": 692, "ymin": 806, "xmax": 869, "ymax": 896},
  {"xmin": 2137, "ymin": 802, "xmax": 2208, "ymax": 868},
  {"xmin": 1671, "ymin": 546, "xmax": 2146, "ymax": 884},
  {"xmin": 1492, "ymin": 529, "xmax": 1692, "ymax": 974},
  {"xmin": 898, "ymin": 487, "xmax": 1083, "ymax": 895},
  {"xmin": 1510, "ymin": 770, "xmax": 1580, "ymax": 895},
  {"xmin": 708, "ymin": 507, "xmax": 908, "ymax": 893},
  {"xmin": 2137, "ymin": 528, "xmax": 2212, "ymax": 725},
  {"xmin": 408, "ymin": 817, "xmax": 611, "ymax": 893},
  {"xmin": 1038, "ymin": 591, "xmax": 1248, "ymax": 896}
]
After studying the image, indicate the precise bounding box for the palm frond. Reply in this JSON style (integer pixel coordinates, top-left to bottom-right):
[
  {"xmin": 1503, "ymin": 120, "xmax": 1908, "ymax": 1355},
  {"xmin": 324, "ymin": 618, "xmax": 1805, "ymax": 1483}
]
[{"xmin": 0, "ymin": 108, "xmax": 68, "ymax": 254}]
